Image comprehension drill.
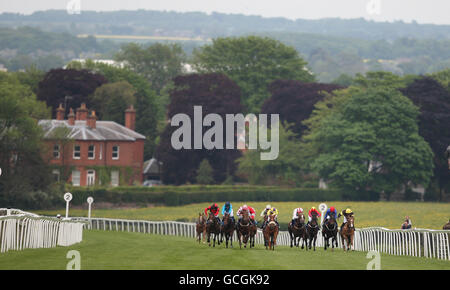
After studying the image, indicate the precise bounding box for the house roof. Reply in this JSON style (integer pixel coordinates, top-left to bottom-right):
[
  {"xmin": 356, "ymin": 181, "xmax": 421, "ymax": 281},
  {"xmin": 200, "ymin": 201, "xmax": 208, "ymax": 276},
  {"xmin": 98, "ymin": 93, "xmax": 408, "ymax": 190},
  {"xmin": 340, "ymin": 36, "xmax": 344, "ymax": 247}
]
[
  {"xmin": 38, "ymin": 119, "xmax": 146, "ymax": 141},
  {"xmin": 143, "ymin": 158, "xmax": 162, "ymax": 174}
]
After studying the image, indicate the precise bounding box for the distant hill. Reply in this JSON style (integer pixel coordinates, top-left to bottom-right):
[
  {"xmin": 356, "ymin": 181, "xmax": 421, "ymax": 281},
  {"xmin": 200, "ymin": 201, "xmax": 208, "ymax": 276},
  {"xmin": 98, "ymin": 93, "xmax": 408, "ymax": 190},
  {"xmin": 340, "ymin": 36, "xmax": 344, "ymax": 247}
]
[{"xmin": 0, "ymin": 9, "xmax": 449, "ymax": 40}]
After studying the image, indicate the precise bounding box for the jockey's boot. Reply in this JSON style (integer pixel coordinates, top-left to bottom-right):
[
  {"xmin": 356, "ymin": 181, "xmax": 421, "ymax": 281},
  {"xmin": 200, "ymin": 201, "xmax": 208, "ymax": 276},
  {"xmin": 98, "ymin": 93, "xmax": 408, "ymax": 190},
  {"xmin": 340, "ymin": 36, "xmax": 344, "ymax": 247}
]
[{"xmin": 291, "ymin": 219, "xmax": 296, "ymax": 227}]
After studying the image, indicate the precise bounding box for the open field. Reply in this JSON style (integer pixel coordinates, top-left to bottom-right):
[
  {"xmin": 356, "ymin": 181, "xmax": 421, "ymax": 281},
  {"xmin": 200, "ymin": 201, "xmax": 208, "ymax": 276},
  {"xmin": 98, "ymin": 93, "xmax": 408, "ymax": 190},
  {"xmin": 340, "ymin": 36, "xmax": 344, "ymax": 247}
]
[
  {"xmin": 37, "ymin": 201, "xmax": 450, "ymax": 230},
  {"xmin": 0, "ymin": 230, "xmax": 449, "ymax": 270}
]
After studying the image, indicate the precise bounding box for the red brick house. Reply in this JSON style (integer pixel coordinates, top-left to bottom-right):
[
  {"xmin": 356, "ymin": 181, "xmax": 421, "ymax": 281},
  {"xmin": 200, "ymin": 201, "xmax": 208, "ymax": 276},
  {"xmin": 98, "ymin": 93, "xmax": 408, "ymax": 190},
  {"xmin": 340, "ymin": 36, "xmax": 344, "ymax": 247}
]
[{"xmin": 39, "ymin": 103, "xmax": 145, "ymax": 187}]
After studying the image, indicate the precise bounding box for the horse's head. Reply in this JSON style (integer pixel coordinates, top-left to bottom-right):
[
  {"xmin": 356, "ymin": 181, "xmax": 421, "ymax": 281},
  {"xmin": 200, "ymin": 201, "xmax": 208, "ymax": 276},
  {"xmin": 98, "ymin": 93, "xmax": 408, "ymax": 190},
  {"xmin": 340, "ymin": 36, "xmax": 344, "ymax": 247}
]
[
  {"xmin": 311, "ymin": 212, "xmax": 319, "ymax": 225},
  {"xmin": 223, "ymin": 213, "xmax": 230, "ymax": 224},
  {"xmin": 347, "ymin": 216, "xmax": 355, "ymax": 229},
  {"xmin": 296, "ymin": 214, "xmax": 305, "ymax": 226},
  {"xmin": 329, "ymin": 212, "xmax": 336, "ymax": 224},
  {"xmin": 208, "ymin": 212, "xmax": 216, "ymax": 223}
]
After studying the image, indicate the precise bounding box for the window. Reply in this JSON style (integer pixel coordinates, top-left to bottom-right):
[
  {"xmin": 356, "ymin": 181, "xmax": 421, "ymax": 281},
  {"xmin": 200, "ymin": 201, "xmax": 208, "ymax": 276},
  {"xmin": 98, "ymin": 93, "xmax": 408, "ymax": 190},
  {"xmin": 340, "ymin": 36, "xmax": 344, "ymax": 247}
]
[
  {"xmin": 73, "ymin": 145, "xmax": 81, "ymax": 159},
  {"xmin": 72, "ymin": 170, "xmax": 80, "ymax": 186},
  {"xmin": 111, "ymin": 170, "xmax": 119, "ymax": 187},
  {"xmin": 99, "ymin": 144, "xmax": 103, "ymax": 160},
  {"xmin": 88, "ymin": 145, "xmax": 95, "ymax": 159},
  {"xmin": 52, "ymin": 169, "xmax": 60, "ymax": 182},
  {"xmin": 53, "ymin": 144, "xmax": 60, "ymax": 159},
  {"xmin": 112, "ymin": 145, "xmax": 119, "ymax": 160},
  {"xmin": 87, "ymin": 170, "xmax": 95, "ymax": 186}
]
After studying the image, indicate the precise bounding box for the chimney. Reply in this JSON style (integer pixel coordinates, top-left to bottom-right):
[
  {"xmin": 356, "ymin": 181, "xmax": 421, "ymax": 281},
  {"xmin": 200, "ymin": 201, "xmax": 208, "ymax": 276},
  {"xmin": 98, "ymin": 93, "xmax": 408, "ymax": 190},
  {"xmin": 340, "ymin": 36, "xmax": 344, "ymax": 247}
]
[
  {"xmin": 68, "ymin": 108, "xmax": 75, "ymax": 126},
  {"xmin": 87, "ymin": 110, "xmax": 97, "ymax": 129},
  {"xmin": 125, "ymin": 104, "xmax": 136, "ymax": 131},
  {"xmin": 56, "ymin": 103, "xmax": 65, "ymax": 120},
  {"xmin": 76, "ymin": 103, "xmax": 88, "ymax": 121}
]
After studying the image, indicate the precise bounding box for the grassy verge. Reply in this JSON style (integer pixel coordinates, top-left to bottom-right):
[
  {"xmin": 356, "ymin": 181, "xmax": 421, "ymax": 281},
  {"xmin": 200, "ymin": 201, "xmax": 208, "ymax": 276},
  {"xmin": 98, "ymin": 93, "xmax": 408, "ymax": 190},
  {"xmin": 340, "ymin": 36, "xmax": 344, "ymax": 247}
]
[
  {"xmin": 0, "ymin": 230, "xmax": 448, "ymax": 270},
  {"xmin": 36, "ymin": 201, "xmax": 450, "ymax": 230}
]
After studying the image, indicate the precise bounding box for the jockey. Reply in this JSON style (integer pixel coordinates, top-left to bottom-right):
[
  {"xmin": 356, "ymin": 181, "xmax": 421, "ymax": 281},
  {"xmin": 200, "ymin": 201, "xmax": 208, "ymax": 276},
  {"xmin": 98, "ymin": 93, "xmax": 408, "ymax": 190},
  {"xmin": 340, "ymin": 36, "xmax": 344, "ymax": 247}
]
[
  {"xmin": 338, "ymin": 208, "xmax": 354, "ymax": 232},
  {"xmin": 291, "ymin": 207, "xmax": 304, "ymax": 227},
  {"xmin": 322, "ymin": 206, "xmax": 337, "ymax": 226},
  {"xmin": 237, "ymin": 204, "xmax": 256, "ymax": 225},
  {"xmin": 260, "ymin": 204, "xmax": 272, "ymax": 217},
  {"xmin": 263, "ymin": 207, "xmax": 279, "ymax": 229},
  {"xmin": 260, "ymin": 204, "xmax": 272, "ymax": 229},
  {"xmin": 221, "ymin": 202, "xmax": 235, "ymax": 223},
  {"xmin": 204, "ymin": 203, "xmax": 221, "ymax": 224},
  {"xmin": 306, "ymin": 207, "xmax": 321, "ymax": 227}
]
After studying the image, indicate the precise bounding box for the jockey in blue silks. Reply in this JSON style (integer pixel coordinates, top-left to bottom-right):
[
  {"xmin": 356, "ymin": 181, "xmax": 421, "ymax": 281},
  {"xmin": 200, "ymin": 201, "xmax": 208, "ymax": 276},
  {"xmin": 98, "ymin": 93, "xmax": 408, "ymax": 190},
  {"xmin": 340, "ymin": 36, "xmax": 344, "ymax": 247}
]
[
  {"xmin": 322, "ymin": 206, "xmax": 338, "ymax": 227},
  {"xmin": 221, "ymin": 202, "xmax": 235, "ymax": 224}
]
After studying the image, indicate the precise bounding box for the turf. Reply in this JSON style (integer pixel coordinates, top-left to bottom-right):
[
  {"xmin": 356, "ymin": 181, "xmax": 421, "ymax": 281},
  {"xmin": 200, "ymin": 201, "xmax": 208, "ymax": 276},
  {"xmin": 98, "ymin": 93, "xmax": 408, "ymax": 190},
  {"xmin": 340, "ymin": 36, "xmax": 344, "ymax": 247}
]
[
  {"xmin": 37, "ymin": 201, "xmax": 450, "ymax": 230},
  {"xmin": 0, "ymin": 230, "xmax": 449, "ymax": 270}
]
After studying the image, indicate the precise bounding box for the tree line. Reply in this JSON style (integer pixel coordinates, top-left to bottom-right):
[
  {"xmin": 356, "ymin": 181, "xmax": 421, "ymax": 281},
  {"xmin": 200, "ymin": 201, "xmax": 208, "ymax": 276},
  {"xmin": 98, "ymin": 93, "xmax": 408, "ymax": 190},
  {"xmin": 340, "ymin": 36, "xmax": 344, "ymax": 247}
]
[{"xmin": 1, "ymin": 36, "xmax": 449, "ymax": 208}]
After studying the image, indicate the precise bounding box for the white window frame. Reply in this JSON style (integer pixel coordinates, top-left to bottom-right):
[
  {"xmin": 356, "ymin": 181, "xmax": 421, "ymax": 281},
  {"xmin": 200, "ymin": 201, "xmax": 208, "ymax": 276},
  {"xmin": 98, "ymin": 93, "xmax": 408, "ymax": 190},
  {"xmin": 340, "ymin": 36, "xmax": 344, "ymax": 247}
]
[
  {"xmin": 73, "ymin": 144, "xmax": 81, "ymax": 159},
  {"xmin": 88, "ymin": 144, "xmax": 95, "ymax": 160},
  {"xmin": 72, "ymin": 170, "xmax": 80, "ymax": 186},
  {"xmin": 86, "ymin": 170, "xmax": 95, "ymax": 186},
  {"xmin": 112, "ymin": 145, "xmax": 120, "ymax": 160},
  {"xmin": 53, "ymin": 144, "xmax": 60, "ymax": 159},
  {"xmin": 111, "ymin": 170, "xmax": 119, "ymax": 187},
  {"xmin": 52, "ymin": 169, "xmax": 60, "ymax": 182},
  {"xmin": 99, "ymin": 144, "xmax": 103, "ymax": 160}
]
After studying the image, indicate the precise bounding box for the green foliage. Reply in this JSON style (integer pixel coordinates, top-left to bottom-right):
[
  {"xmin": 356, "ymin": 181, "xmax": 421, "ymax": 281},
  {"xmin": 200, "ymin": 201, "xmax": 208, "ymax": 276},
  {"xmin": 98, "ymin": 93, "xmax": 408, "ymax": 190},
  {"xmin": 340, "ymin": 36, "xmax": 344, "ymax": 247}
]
[
  {"xmin": 115, "ymin": 42, "xmax": 186, "ymax": 94},
  {"xmin": 196, "ymin": 159, "xmax": 214, "ymax": 185},
  {"xmin": 236, "ymin": 123, "xmax": 303, "ymax": 186},
  {"xmin": 192, "ymin": 36, "xmax": 314, "ymax": 112},
  {"xmin": 67, "ymin": 60, "xmax": 160, "ymax": 159},
  {"xmin": 302, "ymin": 77, "xmax": 434, "ymax": 197},
  {"xmin": 0, "ymin": 71, "xmax": 54, "ymax": 207},
  {"xmin": 91, "ymin": 81, "xmax": 136, "ymax": 124},
  {"xmin": 65, "ymin": 186, "xmax": 346, "ymax": 207}
]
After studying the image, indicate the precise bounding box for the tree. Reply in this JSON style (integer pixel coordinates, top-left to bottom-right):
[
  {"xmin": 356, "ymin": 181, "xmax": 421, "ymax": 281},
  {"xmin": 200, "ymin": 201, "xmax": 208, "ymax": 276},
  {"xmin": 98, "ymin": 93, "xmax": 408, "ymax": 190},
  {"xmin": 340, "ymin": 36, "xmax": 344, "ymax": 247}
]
[
  {"xmin": 155, "ymin": 73, "xmax": 243, "ymax": 185},
  {"xmin": 91, "ymin": 81, "xmax": 136, "ymax": 124},
  {"xmin": 261, "ymin": 80, "xmax": 342, "ymax": 137},
  {"xmin": 192, "ymin": 36, "xmax": 314, "ymax": 113},
  {"xmin": 400, "ymin": 76, "xmax": 450, "ymax": 200},
  {"xmin": 236, "ymin": 122, "xmax": 303, "ymax": 185},
  {"xmin": 196, "ymin": 159, "xmax": 214, "ymax": 185},
  {"xmin": 36, "ymin": 68, "xmax": 108, "ymax": 117},
  {"xmin": 115, "ymin": 42, "xmax": 186, "ymax": 94},
  {"xmin": 302, "ymin": 84, "xmax": 434, "ymax": 199},
  {"xmin": 66, "ymin": 60, "xmax": 160, "ymax": 159},
  {"xmin": 0, "ymin": 72, "xmax": 53, "ymax": 207}
]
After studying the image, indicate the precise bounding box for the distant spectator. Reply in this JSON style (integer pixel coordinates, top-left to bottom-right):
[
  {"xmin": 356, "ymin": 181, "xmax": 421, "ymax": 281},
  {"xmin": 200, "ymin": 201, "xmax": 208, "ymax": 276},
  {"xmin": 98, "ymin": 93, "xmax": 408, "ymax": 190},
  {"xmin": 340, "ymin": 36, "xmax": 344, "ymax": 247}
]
[
  {"xmin": 56, "ymin": 214, "xmax": 61, "ymax": 219},
  {"xmin": 401, "ymin": 216, "xmax": 412, "ymax": 229}
]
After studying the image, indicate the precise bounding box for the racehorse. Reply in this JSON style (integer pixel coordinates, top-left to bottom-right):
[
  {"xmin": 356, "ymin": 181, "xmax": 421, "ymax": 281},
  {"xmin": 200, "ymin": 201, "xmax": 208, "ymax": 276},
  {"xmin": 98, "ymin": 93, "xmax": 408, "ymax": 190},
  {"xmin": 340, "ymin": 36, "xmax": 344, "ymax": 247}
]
[
  {"xmin": 322, "ymin": 213, "xmax": 338, "ymax": 251},
  {"xmin": 288, "ymin": 214, "xmax": 305, "ymax": 248},
  {"xmin": 340, "ymin": 215, "xmax": 355, "ymax": 251},
  {"xmin": 206, "ymin": 212, "xmax": 221, "ymax": 247},
  {"xmin": 263, "ymin": 214, "xmax": 279, "ymax": 250},
  {"xmin": 236, "ymin": 210, "xmax": 251, "ymax": 249},
  {"xmin": 220, "ymin": 212, "xmax": 235, "ymax": 248},
  {"xmin": 196, "ymin": 213, "xmax": 207, "ymax": 243},
  {"xmin": 305, "ymin": 212, "xmax": 319, "ymax": 251}
]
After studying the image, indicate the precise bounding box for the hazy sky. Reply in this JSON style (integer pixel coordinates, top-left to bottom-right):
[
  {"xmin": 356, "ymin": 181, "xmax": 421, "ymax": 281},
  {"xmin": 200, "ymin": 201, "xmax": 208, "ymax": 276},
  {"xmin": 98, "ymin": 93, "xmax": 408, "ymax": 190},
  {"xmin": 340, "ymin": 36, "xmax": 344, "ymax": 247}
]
[{"xmin": 1, "ymin": 0, "xmax": 449, "ymax": 25}]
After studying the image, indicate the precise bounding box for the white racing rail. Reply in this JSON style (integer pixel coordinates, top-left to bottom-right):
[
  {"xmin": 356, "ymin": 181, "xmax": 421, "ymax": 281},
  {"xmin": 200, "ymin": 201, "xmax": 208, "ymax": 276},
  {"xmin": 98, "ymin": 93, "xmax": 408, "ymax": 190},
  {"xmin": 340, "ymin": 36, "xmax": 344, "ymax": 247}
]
[
  {"xmin": 77, "ymin": 217, "xmax": 450, "ymax": 260},
  {"xmin": 0, "ymin": 208, "xmax": 87, "ymax": 253}
]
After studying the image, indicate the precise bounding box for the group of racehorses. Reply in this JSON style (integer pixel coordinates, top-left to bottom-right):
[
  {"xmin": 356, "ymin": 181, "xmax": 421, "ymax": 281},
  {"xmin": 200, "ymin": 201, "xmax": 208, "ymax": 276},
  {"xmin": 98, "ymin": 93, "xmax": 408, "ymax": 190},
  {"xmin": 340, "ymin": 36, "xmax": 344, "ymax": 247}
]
[
  {"xmin": 196, "ymin": 210, "xmax": 355, "ymax": 251},
  {"xmin": 288, "ymin": 211, "xmax": 355, "ymax": 252}
]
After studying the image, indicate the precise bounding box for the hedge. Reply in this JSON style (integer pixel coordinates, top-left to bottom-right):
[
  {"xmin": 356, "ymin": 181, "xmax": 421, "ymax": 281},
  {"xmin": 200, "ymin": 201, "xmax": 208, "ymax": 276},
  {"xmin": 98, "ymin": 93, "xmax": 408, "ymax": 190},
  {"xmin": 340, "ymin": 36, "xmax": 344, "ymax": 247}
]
[{"xmin": 66, "ymin": 185, "xmax": 378, "ymax": 206}]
